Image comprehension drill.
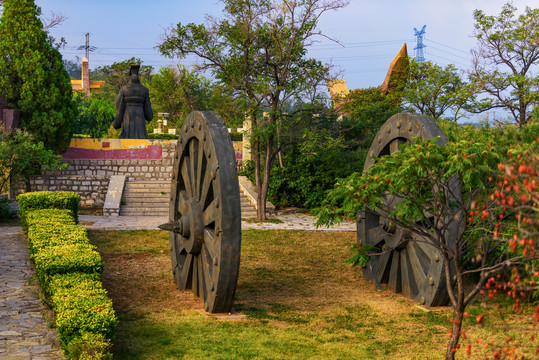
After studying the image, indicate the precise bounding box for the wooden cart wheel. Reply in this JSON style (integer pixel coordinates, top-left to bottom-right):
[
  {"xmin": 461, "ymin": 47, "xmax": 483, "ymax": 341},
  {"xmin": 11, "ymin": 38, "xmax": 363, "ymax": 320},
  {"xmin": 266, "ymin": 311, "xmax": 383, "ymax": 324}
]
[
  {"xmin": 358, "ymin": 112, "xmax": 458, "ymax": 306},
  {"xmin": 160, "ymin": 111, "xmax": 241, "ymax": 313}
]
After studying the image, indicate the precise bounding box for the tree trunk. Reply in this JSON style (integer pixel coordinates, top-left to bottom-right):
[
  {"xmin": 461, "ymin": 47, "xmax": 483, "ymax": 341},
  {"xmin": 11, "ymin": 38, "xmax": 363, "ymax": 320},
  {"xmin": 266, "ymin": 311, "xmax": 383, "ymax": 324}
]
[
  {"xmin": 446, "ymin": 307, "xmax": 464, "ymax": 359},
  {"xmin": 253, "ymin": 139, "xmax": 264, "ymax": 220}
]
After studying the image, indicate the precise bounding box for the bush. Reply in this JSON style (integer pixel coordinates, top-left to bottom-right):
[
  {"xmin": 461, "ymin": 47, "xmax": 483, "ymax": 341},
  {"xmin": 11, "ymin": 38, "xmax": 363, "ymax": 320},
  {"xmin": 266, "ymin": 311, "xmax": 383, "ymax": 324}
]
[
  {"xmin": 148, "ymin": 132, "xmax": 178, "ymax": 140},
  {"xmin": 49, "ymin": 274, "xmax": 117, "ymax": 352},
  {"xmin": 17, "ymin": 191, "xmax": 80, "ymax": 230},
  {"xmin": 0, "ymin": 196, "xmax": 15, "ymax": 222},
  {"xmin": 27, "ymin": 224, "xmax": 88, "ymax": 260},
  {"xmin": 65, "ymin": 332, "xmax": 113, "ymax": 360},
  {"xmin": 33, "ymin": 243, "xmax": 102, "ymax": 296},
  {"xmin": 26, "ymin": 208, "xmax": 76, "ymax": 228}
]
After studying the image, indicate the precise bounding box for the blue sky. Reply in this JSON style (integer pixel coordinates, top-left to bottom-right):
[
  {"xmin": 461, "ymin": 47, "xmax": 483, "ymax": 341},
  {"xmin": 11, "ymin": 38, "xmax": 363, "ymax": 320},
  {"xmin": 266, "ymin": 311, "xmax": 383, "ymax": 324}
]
[{"xmin": 38, "ymin": 0, "xmax": 532, "ymax": 91}]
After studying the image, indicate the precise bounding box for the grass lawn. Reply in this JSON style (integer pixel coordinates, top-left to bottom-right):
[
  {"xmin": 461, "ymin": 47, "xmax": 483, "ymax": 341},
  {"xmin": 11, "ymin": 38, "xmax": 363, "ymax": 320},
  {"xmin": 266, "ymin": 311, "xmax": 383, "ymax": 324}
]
[{"xmin": 88, "ymin": 229, "xmax": 538, "ymax": 359}]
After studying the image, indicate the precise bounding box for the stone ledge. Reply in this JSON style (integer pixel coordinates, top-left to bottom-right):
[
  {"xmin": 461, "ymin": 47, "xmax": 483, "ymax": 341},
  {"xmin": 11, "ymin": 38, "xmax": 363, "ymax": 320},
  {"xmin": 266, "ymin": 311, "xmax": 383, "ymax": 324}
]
[
  {"xmin": 238, "ymin": 176, "xmax": 275, "ymax": 214},
  {"xmin": 103, "ymin": 175, "xmax": 126, "ymax": 217}
]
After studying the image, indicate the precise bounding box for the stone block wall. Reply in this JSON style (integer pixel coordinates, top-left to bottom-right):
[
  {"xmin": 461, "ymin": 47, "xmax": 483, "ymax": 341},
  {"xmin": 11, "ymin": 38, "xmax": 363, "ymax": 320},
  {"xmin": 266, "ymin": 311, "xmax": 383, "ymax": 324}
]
[
  {"xmin": 28, "ymin": 140, "xmax": 177, "ymax": 207},
  {"xmin": 26, "ymin": 139, "xmax": 242, "ymax": 207}
]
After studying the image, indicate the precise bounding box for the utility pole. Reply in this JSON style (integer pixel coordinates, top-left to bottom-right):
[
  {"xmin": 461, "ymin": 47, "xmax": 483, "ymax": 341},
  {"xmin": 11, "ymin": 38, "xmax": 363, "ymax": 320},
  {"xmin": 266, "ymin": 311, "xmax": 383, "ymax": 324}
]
[
  {"xmin": 414, "ymin": 25, "xmax": 427, "ymax": 62},
  {"xmin": 78, "ymin": 33, "xmax": 96, "ymax": 60}
]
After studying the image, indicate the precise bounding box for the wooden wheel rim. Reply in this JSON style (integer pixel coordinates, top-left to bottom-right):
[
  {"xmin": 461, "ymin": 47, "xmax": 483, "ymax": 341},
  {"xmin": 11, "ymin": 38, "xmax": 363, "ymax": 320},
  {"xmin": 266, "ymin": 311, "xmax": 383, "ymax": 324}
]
[
  {"xmin": 169, "ymin": 111, "xmax": 241, "ymax": 313},
  {"xmin": 358, "ymin": 112, "xmax": 457, "ymax": 307}
]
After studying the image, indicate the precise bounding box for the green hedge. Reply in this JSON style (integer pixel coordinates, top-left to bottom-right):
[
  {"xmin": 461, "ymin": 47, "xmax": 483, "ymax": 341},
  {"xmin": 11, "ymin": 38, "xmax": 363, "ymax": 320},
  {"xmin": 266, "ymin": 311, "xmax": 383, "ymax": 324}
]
[
  {"xmin": 34, "ymin": 243, "xmax": 102, "ymax": 295},
  {"xmin": 24, "ymin": 194, "xmax": 116, "ymax": 359},
  {"xmin": 28, "ymin": 224, "xmax": 89, "ymax": 260},
  {"xmin": 26, "ymin": 208, "xmax": 76, "ymax": 228},
  {"xmin": 17, "ymin": 191, "xmax": 80, "ymax": 230},
  {"xmin": 49, "ymin": 274, "xmax": 117, "ymax": 350}
]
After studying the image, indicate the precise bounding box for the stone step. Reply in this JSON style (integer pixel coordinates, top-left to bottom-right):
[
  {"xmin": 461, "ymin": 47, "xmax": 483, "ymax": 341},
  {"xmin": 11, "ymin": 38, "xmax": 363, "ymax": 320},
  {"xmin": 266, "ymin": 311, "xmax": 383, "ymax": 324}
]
[{"xmin": 119, "ymin": 180, "xmax": 261, "ymax": 218}]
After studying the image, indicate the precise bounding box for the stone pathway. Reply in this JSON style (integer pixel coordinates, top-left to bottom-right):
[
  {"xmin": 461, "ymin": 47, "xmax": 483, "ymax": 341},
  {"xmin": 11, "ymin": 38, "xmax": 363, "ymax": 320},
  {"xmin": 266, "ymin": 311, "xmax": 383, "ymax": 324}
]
[
  {"xmin": 0, "ymin": 226, "xmax": 64, "ymax": 360},
  {"xmin": 79, "ymin": 211, "xmax": 356, "ymax": 232}
]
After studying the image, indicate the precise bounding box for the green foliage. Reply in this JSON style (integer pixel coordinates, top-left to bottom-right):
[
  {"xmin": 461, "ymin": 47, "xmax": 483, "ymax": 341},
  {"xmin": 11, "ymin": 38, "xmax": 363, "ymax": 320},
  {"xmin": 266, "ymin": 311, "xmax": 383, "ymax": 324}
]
[
  {"xmin": 33, "ymin": 243, "xmax": 103, "ymax": 292},
  {"xmin": 339, "ymin": 87, "xmax": 403, "ymax": 165},
  {"xmin": 17, "ymin": 191, "xmax": 80, "ymax": 230},
  {"xmin": 0, "ymin": 196, "xmax": 15, "ymax": 222},
  {"xmin": 0, "ymin": 129, "xmax": 67, "ymax": 194},
  {"xmin": 317, "ymin": 138, "xmax": 500, "ymax": 226},
  {"xmin": 91, "ymin": 57, "xmax": 153, "ymax": 103},
  {"xmin": 159, "ymin": 0, "xmax": 349, "ymax": 219},
  {"xmin": 23, "ymin": 199, "xmax": 116, "ymax": 359},
  {"xmin": 0, "ymin": 0, "xmax": 77, "ymax": 152},
  {"xmin": 65, "ymin": 332, "xmax": 113, "ymax": 360},
  {"xmin": 72, "ymin": 93, "xmax": 116, "ymax": 138},
  {"xmin": 269, "ymin": 115, "xmax": 364, "ymax": 208},
  {"xmin": 27, "ymin": 223, "xmax": 88, "ymax": 259},
  {"xmin": 470, "ymin": 2, "xmax": 539, "ymax": 126},
  {"xmin": 147, "ymin": 132, "xmax": 178, "ymax": 140},
  {"xmin": 402, "ymin": 60, "xmax": 478, "ymax": 121},
  {"xmin": 50, "ymin": 275, "xmax": 117, "ymax": 351}
]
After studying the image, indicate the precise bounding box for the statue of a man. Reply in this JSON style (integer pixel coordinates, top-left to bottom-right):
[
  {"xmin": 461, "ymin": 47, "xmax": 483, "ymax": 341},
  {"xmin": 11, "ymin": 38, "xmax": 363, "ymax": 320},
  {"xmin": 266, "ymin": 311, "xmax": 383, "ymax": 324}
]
[{"xmin": 113, "ymin": 65, "xmax": 153, "ymax": 139}]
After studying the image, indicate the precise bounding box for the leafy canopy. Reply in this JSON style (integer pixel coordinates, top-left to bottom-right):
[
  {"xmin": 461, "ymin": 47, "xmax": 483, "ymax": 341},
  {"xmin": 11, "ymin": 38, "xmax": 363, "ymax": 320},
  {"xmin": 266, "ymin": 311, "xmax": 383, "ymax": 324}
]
[{"xmin": 0, "ymin": 0, "xmax": 76, "ymax": 152}]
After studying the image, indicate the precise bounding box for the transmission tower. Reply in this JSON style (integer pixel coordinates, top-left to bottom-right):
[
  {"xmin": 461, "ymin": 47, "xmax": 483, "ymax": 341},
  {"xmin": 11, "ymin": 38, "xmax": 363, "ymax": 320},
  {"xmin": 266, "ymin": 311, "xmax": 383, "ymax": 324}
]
[{"xmin": 413, "ymin": 25, "xmax": 427, "ymax": 62}]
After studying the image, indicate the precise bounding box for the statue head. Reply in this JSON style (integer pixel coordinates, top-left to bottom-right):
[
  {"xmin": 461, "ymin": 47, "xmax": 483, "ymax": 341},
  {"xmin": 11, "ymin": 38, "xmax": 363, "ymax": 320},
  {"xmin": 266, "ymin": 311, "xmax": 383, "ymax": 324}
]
[{"xmin": 128, "ymin": 64, "xmax": 141, "ymax": 84}]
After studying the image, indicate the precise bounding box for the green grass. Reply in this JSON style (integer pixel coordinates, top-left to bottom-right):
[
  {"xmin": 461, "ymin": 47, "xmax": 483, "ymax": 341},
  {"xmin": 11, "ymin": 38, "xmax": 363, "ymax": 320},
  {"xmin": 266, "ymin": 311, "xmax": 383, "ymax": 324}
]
[{"xmin": 88, "ymin": 229, "xmax": 538, "ymax": 359}]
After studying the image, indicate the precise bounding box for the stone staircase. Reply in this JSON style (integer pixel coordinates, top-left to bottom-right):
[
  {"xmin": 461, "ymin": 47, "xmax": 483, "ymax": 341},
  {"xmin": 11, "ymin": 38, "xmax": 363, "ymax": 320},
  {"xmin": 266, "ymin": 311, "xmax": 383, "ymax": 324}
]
[
  {"xmin": 118, "ymin": 179, "xmax": 259, "ymax": 218},
  {"xmin": 119, "ymin": 180, "xmax": 170, "ymax": 216}
]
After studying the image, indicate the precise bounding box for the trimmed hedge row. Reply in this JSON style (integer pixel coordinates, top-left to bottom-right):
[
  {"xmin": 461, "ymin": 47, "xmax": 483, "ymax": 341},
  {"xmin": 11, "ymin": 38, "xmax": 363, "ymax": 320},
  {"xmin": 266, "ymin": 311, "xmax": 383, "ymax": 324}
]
[
  {"xmin": 17, "ymin": 191, "xmax": 80, "ymax": 230},
  {"xmin": 21, "ymin": 194, "xmax": 116, "ymax": 360}
]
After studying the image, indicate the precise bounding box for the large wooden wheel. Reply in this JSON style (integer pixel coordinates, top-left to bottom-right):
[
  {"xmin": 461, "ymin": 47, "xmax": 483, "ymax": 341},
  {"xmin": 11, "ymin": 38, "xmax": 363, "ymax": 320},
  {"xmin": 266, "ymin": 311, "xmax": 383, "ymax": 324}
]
[
  {"xmin": 160, "ymin": 111, "xmax": 241, "ymax": 313},
  {"xmin": 358, "ymin": 112, "xmax": 457, "ymax": 306}
]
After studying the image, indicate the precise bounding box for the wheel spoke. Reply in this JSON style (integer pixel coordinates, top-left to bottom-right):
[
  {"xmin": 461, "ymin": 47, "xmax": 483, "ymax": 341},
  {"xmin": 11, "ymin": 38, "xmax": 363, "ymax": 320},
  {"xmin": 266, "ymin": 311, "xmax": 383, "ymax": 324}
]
[
  {"xmin": 189, "ymin": 140, "xmax": 198, "ymax": 198},
  {"xmin": 181, "ymin": 158, "xmax": 193, "ymax": 199},
  {"xmin": 388, "ymin": 252, "xmax": 401, "ymax": 293},
  {"xmin": 407, "ymin": 243, "xmax": 427, "ymax": 286},
  {"xmin": 192, "ymin": 255, "xmax": 200, "ymax": 297},
  {"xmin": 196, "ymin": 139, "xmax": 204, "ymax": 200},
  {"xmin": 400, "ymin": 251, "xmax": 412, "ymax": 298},
  {"xmin": 180, "ymin": 254, "xmax": 193, "ymax": 290},
  {"xmin": 201, "ymin": 246, "xmax": 213, "ymax": 300},
  {"xmin": 203, "ymin": 198, "xmax": 217, "ymax": 226},
  {"xmin": 200, "ymin": 165, "xmax": 213, "ymax": 208},
  {"xmin": 373, "ymin": 251, "xmax": 391, "ymax": 284},
  {"xmin": 203, "ymin": 229, "xmax": 218, "ymax": 260}
]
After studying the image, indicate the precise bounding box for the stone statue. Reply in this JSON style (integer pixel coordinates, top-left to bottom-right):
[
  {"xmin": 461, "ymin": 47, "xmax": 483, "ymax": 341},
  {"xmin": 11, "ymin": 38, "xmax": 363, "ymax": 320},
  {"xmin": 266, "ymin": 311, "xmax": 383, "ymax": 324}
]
[{"xmin": 113, "ymin": 65, "xmax": 153, "ymax": 139}]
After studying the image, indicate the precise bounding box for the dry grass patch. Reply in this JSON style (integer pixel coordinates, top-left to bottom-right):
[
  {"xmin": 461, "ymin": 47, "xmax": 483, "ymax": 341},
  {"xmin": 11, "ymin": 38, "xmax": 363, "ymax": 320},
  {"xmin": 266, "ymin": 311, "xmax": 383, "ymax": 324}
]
[{"xmin": 88, "ymin": 229, "xmax": 537, "ymax": 359}]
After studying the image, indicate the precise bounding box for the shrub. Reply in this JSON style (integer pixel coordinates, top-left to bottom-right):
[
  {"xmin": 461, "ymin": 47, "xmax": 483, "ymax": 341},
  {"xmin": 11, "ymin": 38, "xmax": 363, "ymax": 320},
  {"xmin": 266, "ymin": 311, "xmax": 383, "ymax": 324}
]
[
  {"xmin": 17, "ymin": 191, "xmax": 80, "ymax": 230},
  {"xmin": 65, "ymin": 332, "xmax": 113, "ymax": 360},
  {"xmin": 27, "ymin": 224, "xmax": 88, "ymax": 260},
  {"xmin": 33, "ymin": 243, "xmax": 102, "ymax": 296},
  {"xmin": 0, "ymin": 196, "xmax": 15, "ymax": 222},
  {"xmin": 50, "ymin": 274, "xmax": 117, "ymax": 352},
  {"xmin": 26, "ymin": 208, "xmax": 75, "ymax": 228}
]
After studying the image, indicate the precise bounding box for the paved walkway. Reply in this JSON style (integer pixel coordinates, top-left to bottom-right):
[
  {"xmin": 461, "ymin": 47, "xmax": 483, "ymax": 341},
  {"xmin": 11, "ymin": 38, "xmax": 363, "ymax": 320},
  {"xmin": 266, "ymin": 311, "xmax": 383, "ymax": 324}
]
[
  {"xmin": 0, "ymin": 212, "xmax": 354, "ymax": 359},
  {"xmin": 0, "ymin": 226, "xmax": 64, "ymax": 360},
  {"xmin": 79, "ymin": 211, "xmax": 356, "ymax": 232}
]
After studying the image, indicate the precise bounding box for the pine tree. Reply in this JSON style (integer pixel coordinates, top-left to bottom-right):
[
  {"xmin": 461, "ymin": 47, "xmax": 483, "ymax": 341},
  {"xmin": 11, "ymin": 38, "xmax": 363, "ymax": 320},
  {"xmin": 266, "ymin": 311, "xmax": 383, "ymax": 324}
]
[{"xmin": 0, "ymin": 0, "xmax": 76, "ymax": 152}]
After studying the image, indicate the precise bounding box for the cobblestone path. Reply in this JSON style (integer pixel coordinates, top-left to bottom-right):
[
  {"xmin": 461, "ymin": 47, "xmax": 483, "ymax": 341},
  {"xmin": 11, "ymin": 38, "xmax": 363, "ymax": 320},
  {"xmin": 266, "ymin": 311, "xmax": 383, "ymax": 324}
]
[{"xmin": 0, "ymin": 226, "xmax": 63, "ymax": 359}]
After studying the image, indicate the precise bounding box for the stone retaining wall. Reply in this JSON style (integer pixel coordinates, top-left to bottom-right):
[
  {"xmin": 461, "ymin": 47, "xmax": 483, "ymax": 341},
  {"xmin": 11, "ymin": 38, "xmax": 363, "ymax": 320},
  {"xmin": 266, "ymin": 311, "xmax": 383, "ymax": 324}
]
[
  {"xmin": 29, "ymin": 140, "xmax": 177, "ymax": 207},
  {"xmin": 26, "ymin": 139, "xmax": 242, "ymax": 207}
]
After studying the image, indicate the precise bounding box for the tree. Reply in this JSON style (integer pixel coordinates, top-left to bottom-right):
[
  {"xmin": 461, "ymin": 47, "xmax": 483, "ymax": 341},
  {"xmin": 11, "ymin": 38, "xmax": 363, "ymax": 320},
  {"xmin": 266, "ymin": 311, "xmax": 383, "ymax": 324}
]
[
  {"xmin": 91, "ymin": 57, "xmax": 153, "ymax": 103},
  {"xmin": 0, "ymin": 128, "xmax": 66, "ymax": 194},
  {"xmin": 72, "ymin": 93, "xmax": 116, "ymax": 138},
  {"xmin": 317, "ymin": 136, "xmax": 525, "ymax": 359},
  {"xmin": 149, "ymin": 64, "xmax": 212, "ymax": 128},
  {"xmin": 402, "ymin": 60, "xmax": 477, "ymax": 121},
  {"xmin": 159, "ymin": 0, "xmax": 349, "ymax": 220},
  {"xmin": 469, "ymin": 2, "xmax": 539, "ymax": 126},
  {"xmin": 0, "ymin": 0, "xmax": 77, "ymax": 153}
]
